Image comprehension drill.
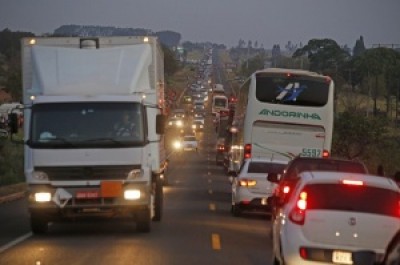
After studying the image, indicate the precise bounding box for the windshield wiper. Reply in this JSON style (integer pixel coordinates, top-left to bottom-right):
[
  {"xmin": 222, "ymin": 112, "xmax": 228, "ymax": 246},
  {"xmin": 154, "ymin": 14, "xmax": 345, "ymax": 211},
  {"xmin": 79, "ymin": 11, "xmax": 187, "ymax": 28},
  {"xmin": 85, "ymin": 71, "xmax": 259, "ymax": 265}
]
[{"xmin": 82, "ymin": 138, "xmax": 125, "ymax": 145}]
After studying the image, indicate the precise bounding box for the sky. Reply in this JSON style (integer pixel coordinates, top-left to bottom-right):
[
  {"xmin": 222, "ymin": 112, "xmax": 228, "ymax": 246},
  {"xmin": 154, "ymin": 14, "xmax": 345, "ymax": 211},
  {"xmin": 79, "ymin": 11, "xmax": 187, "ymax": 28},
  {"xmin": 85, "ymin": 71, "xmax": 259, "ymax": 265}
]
[{"xmin": 0, "ymin": 0, "xmax": 399, "ymax": 49}]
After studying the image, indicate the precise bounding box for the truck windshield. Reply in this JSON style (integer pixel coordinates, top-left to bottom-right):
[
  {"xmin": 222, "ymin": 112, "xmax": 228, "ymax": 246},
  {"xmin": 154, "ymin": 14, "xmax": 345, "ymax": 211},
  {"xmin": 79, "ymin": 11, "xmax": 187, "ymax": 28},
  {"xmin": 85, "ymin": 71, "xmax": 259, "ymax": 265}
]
[{"xmin": 29, "ymin": 102, "xmax": 145, "ymax": 148}]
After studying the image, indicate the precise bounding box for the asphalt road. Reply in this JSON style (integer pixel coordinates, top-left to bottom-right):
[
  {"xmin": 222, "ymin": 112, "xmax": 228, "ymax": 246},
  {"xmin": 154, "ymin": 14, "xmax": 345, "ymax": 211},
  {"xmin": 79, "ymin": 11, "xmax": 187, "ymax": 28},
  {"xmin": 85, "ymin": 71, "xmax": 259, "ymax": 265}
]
[{"xmin": 0, "ymin": 112, "xmax": 274, "ymax": 265}]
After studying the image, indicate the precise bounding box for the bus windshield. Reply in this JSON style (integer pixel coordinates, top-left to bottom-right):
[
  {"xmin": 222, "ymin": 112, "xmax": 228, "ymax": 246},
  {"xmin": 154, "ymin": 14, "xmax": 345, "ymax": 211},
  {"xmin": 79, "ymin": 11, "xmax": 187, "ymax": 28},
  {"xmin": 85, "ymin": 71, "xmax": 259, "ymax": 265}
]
[{"xmin": 255, "ymin": 74, "xmax": 330, "ymax": 107}]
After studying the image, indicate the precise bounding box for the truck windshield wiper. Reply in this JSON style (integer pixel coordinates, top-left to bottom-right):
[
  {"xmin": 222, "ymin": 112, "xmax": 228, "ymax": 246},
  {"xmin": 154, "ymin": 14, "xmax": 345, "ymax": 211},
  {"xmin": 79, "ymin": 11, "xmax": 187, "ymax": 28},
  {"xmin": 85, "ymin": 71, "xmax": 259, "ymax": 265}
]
[{"xmin": 82, "ymin": 138, "xmax": 124, "ymax": 145}]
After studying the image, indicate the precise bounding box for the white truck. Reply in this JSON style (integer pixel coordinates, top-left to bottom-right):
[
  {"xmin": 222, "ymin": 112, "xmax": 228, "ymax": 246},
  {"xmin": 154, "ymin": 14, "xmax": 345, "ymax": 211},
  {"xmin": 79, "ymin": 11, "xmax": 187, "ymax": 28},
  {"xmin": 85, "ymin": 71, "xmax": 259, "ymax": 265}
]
[{"xmin": 9, "ymin": 36, "xmax": 167, "ymax": 233}]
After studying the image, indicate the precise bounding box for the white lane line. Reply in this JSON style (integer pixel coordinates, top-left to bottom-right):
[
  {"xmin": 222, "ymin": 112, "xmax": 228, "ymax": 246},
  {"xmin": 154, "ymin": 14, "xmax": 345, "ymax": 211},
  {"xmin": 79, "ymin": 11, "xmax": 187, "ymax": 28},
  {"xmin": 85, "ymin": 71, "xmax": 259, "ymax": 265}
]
[{"xmin": 0, "ymin": 232, "xmax": 32, "ymax": 253}]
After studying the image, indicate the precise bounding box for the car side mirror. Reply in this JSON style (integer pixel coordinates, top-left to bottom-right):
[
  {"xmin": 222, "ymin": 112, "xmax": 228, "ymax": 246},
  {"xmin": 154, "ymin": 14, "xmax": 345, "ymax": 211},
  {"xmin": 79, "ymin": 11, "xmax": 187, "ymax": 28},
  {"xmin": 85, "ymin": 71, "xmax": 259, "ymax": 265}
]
[{"xmin": 267, "ymin": 173, "xmax": 280, "ymax": 183}]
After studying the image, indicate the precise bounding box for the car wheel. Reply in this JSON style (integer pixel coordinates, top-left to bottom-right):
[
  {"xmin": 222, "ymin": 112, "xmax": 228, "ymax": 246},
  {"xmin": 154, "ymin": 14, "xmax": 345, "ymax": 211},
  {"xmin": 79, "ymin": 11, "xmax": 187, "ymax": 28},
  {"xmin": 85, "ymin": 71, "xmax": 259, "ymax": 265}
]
[
  {"xmin": 231, "ymin": 204, "xmax": 242, "ymax": 217},
  {"xmin": 30, "ymin": 214, "xmax": 48, "ymax": 234}
]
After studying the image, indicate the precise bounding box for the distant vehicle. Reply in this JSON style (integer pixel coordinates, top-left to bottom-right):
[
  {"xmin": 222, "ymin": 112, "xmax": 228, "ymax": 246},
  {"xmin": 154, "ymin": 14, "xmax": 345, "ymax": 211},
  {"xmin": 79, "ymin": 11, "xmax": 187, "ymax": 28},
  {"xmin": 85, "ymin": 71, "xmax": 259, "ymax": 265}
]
[
  {"xmin": 181, "ymin": 135, "xmax": 198, "ymax": 151},
  {"xmin": 272, "ymin": 171, "xmax": 400, "ymax": 265},
  {"xmin": 167, "ymin": 117, "xmax": 184, "ymax": 129},
  {"xmin": 213, "ymin": 84, "xmax": 225, "ymax": 95},
  {"xmin": 215, "ymin": 137, "xmax": 226, "ymax": 165},
  {"xmin": 269, "ymin": 156, "xmax": 369, "ymax": 212},
  {"xmin": 191, "ymin": 120, "xmax": 204, "ymax": 132},
  {"xmin": 211, "ymin": 95, "xmax": 229, "ymax": 115},
  {"xmin": 171, "ymin": 108, "xmax": 186, "ymax": 119},
  {"xmin": 232, "ymin": 68, "xmax": 335, "ymax": 164},
  {"xmin": 231, "ymin": 158, "xmax": 287, "ymax": 216},
  {"xmin": 193, "ymin": 116, "xmax": 205, "ymax": 125}
]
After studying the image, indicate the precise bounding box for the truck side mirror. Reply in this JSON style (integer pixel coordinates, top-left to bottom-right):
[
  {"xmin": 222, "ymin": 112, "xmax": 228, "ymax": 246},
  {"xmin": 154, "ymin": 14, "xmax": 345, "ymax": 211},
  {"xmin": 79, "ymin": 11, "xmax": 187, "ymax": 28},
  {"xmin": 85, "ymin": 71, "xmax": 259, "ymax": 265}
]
[
  {"xmin": 8, "ymin": 113, "xmax": 19, "ymax": 134},
  {"xmin": 156, "ymin": 114, "xmax": 166, "ymax": 134}
]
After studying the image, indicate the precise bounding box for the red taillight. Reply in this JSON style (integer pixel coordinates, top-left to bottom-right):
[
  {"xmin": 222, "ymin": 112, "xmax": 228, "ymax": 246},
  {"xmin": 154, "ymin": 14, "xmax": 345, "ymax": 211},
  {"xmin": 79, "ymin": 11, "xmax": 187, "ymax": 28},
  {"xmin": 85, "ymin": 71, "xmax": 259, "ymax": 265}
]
[
  {"xmin": 289, "ymin": 191, "xmax": 307, "ymax": 225},
  {"xmin": 244, "ymin": 144, "xmax": 251, "ymax": 159},
  {"xmin": 283, "ymin": 186, "xmax": 290, "ymax": 194},
  {"xmin": 322, "ymin": 150, "xmax": 330, "ymax": 158},
  {"xmin": 217, "ymin": 145, "xmax": 225, "ymax": 151},
  {"xmin": 299, "ymin": 247, "xmax": 308, "ymax": 259}
]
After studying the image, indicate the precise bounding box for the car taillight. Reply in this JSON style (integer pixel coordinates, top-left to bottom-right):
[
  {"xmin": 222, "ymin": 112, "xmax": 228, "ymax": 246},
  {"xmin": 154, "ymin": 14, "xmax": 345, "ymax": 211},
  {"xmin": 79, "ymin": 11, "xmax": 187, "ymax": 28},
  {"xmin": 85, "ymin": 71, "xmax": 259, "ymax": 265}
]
[
  {"xmin": 289, "ymin": 191, "xmax": 307, "ymax": 225},
  {"xmin": 239, "ymin": 179, "xmax": 257, "ymax": 187},
  {"xmin": 217, "ymin": 145, "xmax": 225, "ymax": 151},
  {"xmin": 244, "ymin": 144, "xmax": 251, "ymax": 159},
  {"xmin": 283, "ymin": 186, "xmax": 290, "ymax": 194},
  {"xmin": 322, "ymin": 150, "xmax": 330, "ymax": 158},
  {"xmin": 299, "ymin": 247, "xmax": 308, "ymax": 259},
  {"xmin": 342, "ymin": 180, "xmax": 364, "ymax": 186}
]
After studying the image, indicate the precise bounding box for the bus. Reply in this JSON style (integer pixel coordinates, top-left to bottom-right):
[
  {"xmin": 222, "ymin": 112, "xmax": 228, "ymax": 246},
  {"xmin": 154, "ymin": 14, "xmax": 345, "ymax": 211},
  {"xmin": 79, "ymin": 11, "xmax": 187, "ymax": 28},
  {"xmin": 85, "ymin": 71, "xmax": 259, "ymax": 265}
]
[
  {"xmin": 211, "ymin": 95, "xmax": 229, "ymax": 115},
  {"xmin": 232, "ymin": 68, "xmax": 334, "ymax": 163}
]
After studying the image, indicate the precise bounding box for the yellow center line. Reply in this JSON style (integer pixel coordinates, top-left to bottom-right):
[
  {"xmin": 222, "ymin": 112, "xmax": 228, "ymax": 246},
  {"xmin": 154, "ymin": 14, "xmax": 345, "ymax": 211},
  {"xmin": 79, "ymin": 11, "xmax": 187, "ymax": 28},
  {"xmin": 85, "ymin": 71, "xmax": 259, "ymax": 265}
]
[{"xmin": 211, "ymin": 233, "xmax": 221, "ymax": 250}]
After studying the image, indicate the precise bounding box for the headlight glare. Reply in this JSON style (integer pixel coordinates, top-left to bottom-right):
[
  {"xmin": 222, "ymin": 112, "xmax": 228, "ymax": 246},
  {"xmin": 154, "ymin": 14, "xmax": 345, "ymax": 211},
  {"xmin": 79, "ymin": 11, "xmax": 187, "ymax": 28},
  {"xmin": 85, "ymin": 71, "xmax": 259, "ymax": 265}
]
[
  {"xmin": 34, "ymin": 192, "xmax": 52, "ymax": 202},
  {"xmin": 124, "ymin": 189, "xmax": 141, "ymax": 200}
]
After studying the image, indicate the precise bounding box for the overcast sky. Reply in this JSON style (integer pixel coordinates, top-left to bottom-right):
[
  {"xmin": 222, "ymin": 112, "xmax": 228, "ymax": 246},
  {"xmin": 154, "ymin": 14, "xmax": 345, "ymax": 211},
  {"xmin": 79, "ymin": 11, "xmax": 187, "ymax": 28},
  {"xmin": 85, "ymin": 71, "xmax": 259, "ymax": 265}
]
[{"xmin": 0, "ymin": 0, "xmax": 399, "ymax": 49}]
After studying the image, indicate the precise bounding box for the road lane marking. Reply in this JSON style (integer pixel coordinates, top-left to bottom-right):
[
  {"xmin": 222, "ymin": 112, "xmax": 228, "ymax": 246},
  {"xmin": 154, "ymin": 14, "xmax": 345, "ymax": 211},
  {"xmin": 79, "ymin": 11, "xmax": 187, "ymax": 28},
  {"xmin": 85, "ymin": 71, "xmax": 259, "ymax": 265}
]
[
  {"xmin": 208, "ymin": 189, "xmax": 213, "ymax": 194},
  {"xmin": 0, "ymin": 232, "xmax": 32, "ymax": 254},
  {"xmin": 208, "ymin": 179, "xmax": 212, "ymax": 183},
  {"xmin": 211, "ymin": 233, "xmax": 221, "ymax": 250},
  {"xmin": 209, "ymin": 203, "xmax": 216, "ymax": 211}
]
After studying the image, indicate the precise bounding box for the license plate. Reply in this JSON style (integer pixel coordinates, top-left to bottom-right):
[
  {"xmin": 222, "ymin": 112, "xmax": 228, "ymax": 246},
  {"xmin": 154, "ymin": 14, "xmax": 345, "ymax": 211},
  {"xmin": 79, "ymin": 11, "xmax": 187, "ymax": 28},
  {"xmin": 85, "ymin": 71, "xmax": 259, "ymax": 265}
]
[
  {"xmin": 76, "ymin": 191, "xmax": 99, "ymax": 199},
  {"xmin": 332, "ymin": 251, "xmax": 353, "ymax": 264}
]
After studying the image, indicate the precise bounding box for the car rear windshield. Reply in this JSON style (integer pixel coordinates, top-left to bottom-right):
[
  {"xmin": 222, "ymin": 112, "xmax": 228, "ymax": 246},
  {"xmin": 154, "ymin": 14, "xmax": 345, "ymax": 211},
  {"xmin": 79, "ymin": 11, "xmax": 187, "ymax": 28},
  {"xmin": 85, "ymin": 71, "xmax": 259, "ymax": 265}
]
[
  {"xmin": 184, "ymin": 136, "xmax": 196, "ymax": 141},
  {"xmin": 248, "ymin": 162, "xmax": 286, "ymax": 174},
  {"xmin": 284, "ymin": 160, "xmax": 367, "ymax": 180},
  {"xmin": 302, "ymin": 184, "xmax": 399, "ymax": 217}
]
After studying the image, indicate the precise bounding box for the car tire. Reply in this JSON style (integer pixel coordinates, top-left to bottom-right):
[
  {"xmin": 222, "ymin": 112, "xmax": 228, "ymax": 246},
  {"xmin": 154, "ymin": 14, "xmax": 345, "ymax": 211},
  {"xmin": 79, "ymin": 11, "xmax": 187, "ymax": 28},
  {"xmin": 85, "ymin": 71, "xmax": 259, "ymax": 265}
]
[
  {"xmin": 231, "ymin": 204, "xmax": 242, "ymax": 217},
  {"xmin": 30, "ymin": 214, "xmax": 48, "ymax": 234}
]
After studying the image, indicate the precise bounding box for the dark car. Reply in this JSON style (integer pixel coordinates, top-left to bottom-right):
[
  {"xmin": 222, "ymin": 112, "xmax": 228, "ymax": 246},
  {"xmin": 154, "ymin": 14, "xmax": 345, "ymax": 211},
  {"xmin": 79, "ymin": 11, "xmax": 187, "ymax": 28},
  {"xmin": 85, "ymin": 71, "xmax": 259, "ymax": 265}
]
[{"xmin": 268, "ymin": 156, "xmax": 369, "ymax": 219}]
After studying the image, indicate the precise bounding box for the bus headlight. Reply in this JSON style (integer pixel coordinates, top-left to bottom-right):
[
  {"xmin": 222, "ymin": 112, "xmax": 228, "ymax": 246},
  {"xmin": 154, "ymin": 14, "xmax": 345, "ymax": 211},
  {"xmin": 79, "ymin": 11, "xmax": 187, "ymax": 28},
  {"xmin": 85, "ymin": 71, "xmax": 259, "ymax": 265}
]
[
  {"xmin": 34, "ymin": 192, "xmax": 52, "ymax": 202},
  {"xmin": 124, "ymin": 189, "xmax": 141, "ymax": 200}
]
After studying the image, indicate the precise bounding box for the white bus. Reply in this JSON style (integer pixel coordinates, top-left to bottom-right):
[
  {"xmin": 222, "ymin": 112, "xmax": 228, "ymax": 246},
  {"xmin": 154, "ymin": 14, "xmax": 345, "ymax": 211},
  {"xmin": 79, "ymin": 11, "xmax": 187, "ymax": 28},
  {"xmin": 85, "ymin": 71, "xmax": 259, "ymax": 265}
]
[
  {"xmin": 212, "ymin": 95, "xmax": 229, "ymax": 115},
  {"xmin": 232, "ymin": 68, "xmax": 334, "ymax": 162}
]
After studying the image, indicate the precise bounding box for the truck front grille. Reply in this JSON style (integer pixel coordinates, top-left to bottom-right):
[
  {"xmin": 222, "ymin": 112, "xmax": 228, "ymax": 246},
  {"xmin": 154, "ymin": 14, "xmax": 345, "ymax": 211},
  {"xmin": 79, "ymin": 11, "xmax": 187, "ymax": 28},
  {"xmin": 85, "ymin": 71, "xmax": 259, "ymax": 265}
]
[{"xmin": 35, "ymin": 165, "xmax": 141, "ymax": 181}]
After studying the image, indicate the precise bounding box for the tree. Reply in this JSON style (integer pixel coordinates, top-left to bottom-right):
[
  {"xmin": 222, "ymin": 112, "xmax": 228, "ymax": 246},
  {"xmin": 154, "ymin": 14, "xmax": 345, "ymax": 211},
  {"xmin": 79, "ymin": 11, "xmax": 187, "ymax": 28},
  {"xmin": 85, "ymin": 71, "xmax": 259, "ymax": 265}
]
[
  {"xmin": 240, "ymin": 54, "xmax": 266, "ymax": 78},
  {"xmin": 332, "ymin": 111, "xmax": 387, "ymax": 159},
  {"xmin": 292, "ymin": 38, "xmax": 350, "ymax": 74},
  {"xmin": 353, "ymin": 36, "xmax": 366, "ymax": 57},
  {"xmin": 161, "ymin": 44, "xmax": 180, "ymax": 78}
]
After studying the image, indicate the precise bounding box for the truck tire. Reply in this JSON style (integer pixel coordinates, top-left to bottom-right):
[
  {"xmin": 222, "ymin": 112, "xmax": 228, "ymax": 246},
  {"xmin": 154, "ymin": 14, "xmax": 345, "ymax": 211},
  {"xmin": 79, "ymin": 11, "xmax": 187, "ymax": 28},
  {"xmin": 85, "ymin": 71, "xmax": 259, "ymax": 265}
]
[
  {"xmin": 136, "ymin": 209, "xmax": 151, "ymax": 233},
  {"xmin": 30, "ymin": 215, "xmax": 48, "ymax": 234},
  {"xmin": 153, "ymin": 176, "xmax": 163, "ymax": 222}
]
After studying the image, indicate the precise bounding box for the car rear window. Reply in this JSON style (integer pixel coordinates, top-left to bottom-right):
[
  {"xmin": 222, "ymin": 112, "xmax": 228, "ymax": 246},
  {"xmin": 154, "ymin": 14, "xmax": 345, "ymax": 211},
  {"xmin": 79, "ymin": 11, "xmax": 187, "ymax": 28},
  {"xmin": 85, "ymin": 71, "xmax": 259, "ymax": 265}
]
[
  {"xmin": 302, "ymin": 184, "xmax": 399, "ymax": 217},
  {"xmin": 284, "ymin": 160, "xmax": 367, "ymax": 180},
  {"xmin": 248, "ymin": 162, "xmax": 286, "ymax": 174},
  {"xmin": 184, "ymin": 136, "xmax": 196, "ymax": 141}
]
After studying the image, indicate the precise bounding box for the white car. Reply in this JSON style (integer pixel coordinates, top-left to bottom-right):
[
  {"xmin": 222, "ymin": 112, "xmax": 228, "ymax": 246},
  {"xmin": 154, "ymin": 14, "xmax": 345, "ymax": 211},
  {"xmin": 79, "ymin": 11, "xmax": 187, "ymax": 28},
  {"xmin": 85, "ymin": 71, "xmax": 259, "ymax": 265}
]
[
  {"xmin": 181, "ymin": 135, "xmax": 198, "ymax": 151},
  {"xmin": 272, "ymin": 171, "xmax": 400, "ymax": 265},
  {"xmin": 231, "ymin": 158, "xmax": 288, "ymax": 216}
]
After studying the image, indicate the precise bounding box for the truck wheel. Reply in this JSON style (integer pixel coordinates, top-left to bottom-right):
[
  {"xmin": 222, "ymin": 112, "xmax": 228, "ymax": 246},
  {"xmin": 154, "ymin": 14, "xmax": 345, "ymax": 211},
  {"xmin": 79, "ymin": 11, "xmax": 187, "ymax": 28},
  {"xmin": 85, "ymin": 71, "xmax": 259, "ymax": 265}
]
[
  {"xmin": 136, "ymin": 209, "xmax": 151, "ymax": 233},
  {"xmin": 30, "ymin": 215, "xmax": 48, "ymax": 234},
  {"xmin": 153, "ymin": 177, "xmax": 163, "ymax": 222}
]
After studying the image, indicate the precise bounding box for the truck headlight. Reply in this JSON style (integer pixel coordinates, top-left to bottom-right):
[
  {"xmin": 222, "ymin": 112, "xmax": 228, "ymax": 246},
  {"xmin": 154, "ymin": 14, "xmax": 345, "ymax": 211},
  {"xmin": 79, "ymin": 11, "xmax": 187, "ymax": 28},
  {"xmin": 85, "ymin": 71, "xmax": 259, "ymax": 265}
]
[
  {"xmin": 32, "ymin": 171, "xmax": 49, "ymax": 181},
  {"xmin": 124, "ymin": 189, "xmax": 141, "ymax": 200},
  {"xmin": 34, "ymin": 192, "xmax": 52, "ymax": 202},
  {"xmin": 127, "ymin": 169, "xmax": 143, "ymax": 180}
]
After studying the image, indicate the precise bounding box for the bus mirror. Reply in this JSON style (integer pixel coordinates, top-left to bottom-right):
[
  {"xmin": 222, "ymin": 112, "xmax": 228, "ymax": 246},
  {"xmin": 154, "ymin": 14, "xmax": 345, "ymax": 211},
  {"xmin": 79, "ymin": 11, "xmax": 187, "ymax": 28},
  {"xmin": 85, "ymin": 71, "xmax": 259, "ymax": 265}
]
[
  {"xmin": 156, "ymin": 114, "xmax": 166, "ymax": 134},
  {"xmin": 8, "ymin": 113, "xmax": 19, "ymax": 134}
]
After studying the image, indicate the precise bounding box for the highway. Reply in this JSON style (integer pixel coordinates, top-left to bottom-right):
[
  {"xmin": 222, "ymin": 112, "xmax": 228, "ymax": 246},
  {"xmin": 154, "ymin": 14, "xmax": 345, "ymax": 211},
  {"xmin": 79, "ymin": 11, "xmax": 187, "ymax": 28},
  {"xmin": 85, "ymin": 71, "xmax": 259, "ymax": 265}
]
[{"xmin": 0, "ymin": 112, "xmax": 274, "ymax": 265}]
